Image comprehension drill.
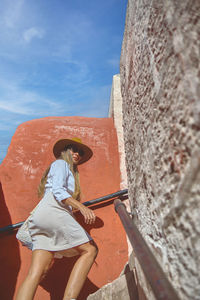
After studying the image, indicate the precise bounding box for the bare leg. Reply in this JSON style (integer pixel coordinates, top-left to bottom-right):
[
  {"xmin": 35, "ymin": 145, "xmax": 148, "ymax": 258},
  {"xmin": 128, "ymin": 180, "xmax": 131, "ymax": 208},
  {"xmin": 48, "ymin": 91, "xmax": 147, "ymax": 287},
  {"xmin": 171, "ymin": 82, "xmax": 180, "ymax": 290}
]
[
  {"xmin": 16, "ymin": 250, "xmax": 54, "ymax": 300},
  {"xmin": 63, "ymin": 241, "xmax": 98, "ymax": 300}
]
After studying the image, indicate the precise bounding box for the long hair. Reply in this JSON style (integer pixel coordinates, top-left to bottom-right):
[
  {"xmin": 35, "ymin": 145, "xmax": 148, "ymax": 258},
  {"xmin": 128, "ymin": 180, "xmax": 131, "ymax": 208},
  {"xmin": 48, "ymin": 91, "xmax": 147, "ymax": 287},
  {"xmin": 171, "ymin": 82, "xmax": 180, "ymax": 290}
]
[{"xmin": 37, "ymin": 149, "xmax": 81, "ymax": 200}]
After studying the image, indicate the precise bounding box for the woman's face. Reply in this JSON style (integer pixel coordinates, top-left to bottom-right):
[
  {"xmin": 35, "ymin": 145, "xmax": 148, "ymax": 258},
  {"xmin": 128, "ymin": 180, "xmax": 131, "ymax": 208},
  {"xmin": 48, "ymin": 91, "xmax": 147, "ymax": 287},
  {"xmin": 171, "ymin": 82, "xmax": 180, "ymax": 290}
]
[{"xmin": 69, "ymin": 145, "xmax": 84, "ymax": 165}]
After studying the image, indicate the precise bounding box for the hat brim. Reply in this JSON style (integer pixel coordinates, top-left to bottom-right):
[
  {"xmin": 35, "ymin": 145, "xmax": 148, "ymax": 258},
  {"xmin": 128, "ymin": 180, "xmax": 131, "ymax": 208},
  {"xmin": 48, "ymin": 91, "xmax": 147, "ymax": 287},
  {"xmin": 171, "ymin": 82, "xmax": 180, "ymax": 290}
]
[{"xmin": 53, "ymin": 139, "xmax": 93, "ymax": 165}]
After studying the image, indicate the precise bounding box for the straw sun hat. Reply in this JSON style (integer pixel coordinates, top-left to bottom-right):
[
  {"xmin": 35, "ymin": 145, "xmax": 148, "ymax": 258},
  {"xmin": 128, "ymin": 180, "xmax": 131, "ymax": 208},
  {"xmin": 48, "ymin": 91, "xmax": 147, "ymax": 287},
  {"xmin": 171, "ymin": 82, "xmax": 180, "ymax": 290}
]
[{"xmin": 53, "ymin": 137, "xmax": 93, "ymax": 165}]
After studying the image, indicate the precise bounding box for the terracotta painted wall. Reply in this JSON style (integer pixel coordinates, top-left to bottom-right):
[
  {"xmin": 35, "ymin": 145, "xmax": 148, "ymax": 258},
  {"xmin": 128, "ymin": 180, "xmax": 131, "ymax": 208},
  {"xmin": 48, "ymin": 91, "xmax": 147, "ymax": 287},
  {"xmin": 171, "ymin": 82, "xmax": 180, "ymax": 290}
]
[{"xmin": 0, "ymin": 116, "xmax": 128, "ymax": 300}]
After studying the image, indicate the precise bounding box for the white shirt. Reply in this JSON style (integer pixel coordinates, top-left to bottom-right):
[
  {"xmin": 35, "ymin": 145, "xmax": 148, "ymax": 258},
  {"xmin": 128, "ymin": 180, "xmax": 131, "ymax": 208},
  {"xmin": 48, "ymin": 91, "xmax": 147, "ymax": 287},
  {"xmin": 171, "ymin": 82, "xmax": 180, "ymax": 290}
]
[{"xmin": 45, "ymin": 159, "xmax": 75, "ymax": 204}]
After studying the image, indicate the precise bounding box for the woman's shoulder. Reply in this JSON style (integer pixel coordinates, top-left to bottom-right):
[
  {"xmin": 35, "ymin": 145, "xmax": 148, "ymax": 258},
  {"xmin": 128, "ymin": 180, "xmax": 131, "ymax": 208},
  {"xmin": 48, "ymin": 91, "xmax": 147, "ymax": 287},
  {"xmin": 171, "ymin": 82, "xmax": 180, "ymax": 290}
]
[{"xmin": 51, "ymin": 159, "xmax": 70, "ymax": 169}]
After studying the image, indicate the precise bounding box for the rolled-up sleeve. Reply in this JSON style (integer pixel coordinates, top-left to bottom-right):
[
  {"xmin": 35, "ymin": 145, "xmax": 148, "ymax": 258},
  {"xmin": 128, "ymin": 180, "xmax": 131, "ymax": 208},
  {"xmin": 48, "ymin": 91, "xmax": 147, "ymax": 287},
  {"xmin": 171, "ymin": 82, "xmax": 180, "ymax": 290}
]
[{"xmin": 50, "ymin": 160, "xmax": 73, "ymax": 203}]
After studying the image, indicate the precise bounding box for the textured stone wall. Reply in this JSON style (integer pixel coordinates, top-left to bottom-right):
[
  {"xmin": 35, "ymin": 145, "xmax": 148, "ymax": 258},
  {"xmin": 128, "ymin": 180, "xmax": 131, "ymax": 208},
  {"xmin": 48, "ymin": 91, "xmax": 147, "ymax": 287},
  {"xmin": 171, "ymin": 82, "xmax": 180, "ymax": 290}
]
[{"xmin": 120, "ymin": 0, "xmax": 200, "ymax": 300}]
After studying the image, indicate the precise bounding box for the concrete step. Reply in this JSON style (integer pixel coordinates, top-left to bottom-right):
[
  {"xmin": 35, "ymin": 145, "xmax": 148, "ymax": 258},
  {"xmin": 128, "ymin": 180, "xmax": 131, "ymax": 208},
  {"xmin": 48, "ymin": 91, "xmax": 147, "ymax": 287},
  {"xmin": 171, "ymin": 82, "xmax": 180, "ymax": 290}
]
[{"xmin": 87, "ymin": 265, "xmax": 139, "ymax": 300}]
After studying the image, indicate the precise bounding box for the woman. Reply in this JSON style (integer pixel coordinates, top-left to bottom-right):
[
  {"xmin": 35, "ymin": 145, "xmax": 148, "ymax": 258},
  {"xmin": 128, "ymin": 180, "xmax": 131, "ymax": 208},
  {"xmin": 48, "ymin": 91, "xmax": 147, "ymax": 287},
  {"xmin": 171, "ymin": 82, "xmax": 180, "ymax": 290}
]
[{"xmin": 16, "ymin": 137, "xmax": 98, "ymax": 300}]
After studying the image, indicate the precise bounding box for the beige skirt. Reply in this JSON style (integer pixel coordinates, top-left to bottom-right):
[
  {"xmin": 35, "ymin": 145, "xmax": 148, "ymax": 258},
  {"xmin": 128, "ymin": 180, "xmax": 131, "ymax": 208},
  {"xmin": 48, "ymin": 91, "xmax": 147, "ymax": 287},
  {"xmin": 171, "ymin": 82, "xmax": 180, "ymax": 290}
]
[{"xmin": 28, "ymin": 191, "xmax": 92, "ymax": 258}]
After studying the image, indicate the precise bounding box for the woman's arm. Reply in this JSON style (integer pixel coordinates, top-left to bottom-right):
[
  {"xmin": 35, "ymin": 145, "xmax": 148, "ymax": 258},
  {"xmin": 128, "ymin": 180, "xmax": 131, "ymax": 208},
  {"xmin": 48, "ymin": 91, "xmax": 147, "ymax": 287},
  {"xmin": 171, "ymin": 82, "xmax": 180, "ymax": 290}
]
[
  {"xmin": 50, "ymin": 160, "xmax": 73, "ymax": 202},
  {"xmin": 50, "ymin": 160, "xmax": 95, "ymax": 224},
  {"xmin": 62, "ymin": 197, "xmax": 96, "ymax": 225}
]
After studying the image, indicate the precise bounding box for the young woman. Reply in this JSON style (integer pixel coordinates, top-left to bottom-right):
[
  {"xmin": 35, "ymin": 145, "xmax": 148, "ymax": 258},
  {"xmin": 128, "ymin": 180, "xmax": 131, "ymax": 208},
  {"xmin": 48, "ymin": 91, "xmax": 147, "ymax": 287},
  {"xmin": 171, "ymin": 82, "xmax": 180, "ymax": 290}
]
[{"xmin": 16, "ymin": 137, "xmax": 98, "ymax": 300}]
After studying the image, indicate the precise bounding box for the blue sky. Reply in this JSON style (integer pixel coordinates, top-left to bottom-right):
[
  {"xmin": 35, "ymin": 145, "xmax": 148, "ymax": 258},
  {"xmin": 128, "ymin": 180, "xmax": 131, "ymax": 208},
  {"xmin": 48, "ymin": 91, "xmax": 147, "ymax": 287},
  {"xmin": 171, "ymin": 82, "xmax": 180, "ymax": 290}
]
[{"xmin": 0, "ymin": 0, "xmax": 127, "ymax": 163}]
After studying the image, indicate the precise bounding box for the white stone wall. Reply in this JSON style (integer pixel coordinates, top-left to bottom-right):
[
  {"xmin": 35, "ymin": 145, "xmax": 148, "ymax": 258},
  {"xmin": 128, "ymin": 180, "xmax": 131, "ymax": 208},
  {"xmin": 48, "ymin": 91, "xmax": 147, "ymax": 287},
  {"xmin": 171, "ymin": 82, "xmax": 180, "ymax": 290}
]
[
  {"xmin": 87, "ymin": 76, "xmax": 134, "ymax": 300},
  {"xmin": 109, "ymin": 75, "xmax": 133, "ymax": 256},
  {"xmin": 109, "ymin": 74, "xmax": 128, "ymax": 190},
  {"xmin": 120, "ymin": 0, "xmax": 200, "ymax": 300}
]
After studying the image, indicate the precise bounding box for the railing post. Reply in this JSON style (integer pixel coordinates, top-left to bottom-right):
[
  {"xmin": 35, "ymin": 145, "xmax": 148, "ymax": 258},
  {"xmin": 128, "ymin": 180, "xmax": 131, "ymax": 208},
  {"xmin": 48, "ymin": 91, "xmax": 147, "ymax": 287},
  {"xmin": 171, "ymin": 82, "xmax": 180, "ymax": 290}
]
[{"xmin": 114, "ymin": 199, "xmax": 180, "ymax": 300}]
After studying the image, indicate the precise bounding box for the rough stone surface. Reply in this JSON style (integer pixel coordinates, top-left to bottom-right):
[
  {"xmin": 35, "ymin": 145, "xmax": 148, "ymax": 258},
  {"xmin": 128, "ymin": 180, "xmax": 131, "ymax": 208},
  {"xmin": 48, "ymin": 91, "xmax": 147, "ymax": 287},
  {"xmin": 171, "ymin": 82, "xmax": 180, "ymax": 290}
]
[
  {"xmin": 120, "ymin": 1, "xmax": 200, "ymax": 300},
  {"xmin": 0, "ymin": 116, "xmax": 128, "ymax": 300}
]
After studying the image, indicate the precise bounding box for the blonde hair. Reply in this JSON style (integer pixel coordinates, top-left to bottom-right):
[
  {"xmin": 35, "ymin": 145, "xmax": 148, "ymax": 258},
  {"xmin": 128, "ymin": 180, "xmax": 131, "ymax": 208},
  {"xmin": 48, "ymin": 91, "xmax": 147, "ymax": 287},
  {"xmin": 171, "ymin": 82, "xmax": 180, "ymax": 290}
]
[{"xmin": 38, "ymin": 149, "xmax": 81, "ymax": 200}]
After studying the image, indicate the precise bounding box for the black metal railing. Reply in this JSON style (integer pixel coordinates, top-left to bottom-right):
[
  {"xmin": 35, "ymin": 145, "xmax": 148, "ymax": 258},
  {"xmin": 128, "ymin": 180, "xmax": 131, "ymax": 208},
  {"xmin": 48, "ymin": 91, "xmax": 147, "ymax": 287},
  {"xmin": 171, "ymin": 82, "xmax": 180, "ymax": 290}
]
[
  {"xmin": 114, "ymin": 199, "xmax": 180, "ymax": 300},
  {"xmin": 0, "ymin": 189, "xmax": 128, "ymax": 234}
]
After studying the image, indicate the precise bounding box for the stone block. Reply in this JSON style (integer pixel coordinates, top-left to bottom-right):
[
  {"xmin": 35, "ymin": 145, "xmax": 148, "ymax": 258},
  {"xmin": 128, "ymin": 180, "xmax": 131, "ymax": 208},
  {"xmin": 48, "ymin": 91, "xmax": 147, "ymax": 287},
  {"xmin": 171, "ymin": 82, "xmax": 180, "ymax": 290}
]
[{"xmin": 87, "ymin": 268, "xmax": 139, "ymax": 300}]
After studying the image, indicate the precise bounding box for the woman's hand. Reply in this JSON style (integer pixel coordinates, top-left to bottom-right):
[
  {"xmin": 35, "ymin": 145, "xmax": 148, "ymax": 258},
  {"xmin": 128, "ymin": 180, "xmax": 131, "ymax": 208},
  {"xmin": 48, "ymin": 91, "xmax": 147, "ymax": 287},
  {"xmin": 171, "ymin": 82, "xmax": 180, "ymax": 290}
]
[
  {"xmin": 79, "ymin": 205, "xmax": 96, "ymax": 224},
  {"xmin": 62, "ymin": 197, "xmax": 96, "ymax": 224}
]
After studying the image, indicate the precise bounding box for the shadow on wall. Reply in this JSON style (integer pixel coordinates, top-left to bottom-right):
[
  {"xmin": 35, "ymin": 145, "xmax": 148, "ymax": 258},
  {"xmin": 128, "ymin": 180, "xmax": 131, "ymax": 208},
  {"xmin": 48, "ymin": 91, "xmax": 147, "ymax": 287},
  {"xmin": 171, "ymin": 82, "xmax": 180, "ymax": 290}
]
[
  {"xmin": 41, "ymin": 257, "xmax": 98, "ymax": 300},
  {"xmin": 0, "ymin": 182, "xmax": 21, "ymax": 300},
  {"xmin": 0, "ymin": 175, "xmax": 120, "ymax": 300},
  {"xmin": 0, "ymin": 191, "xmax": 103, "ymax": 300},
  {"xmin": 40, "ymin": 215, "xmax": 104, "ymax": 300}
]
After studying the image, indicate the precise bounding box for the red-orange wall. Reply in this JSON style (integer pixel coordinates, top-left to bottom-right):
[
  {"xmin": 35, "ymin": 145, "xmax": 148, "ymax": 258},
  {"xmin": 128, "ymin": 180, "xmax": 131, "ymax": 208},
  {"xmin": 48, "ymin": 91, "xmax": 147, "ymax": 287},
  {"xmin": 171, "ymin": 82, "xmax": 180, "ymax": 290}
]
[{"xmin": 0, "ymin": 116, "xmax": 128, "ymax": 300}]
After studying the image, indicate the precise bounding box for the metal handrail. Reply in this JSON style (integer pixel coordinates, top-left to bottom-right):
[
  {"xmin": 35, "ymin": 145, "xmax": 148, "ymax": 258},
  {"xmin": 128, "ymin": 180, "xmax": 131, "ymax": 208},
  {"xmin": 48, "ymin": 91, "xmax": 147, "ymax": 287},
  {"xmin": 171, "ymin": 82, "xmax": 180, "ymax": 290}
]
[
  {"xmin": 0, "ymin": 189, "xmax": 128, "ymax": 234},
  {"xmin": 114, "ymin": 199, "xmax": 180, "ymax": 300}
]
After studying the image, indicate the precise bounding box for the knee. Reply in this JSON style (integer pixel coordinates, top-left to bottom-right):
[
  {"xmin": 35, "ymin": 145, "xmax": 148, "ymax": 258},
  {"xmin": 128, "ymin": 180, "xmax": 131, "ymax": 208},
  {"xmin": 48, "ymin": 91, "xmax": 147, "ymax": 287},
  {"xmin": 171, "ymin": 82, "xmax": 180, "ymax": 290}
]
[
  {"xmin": 40, "ymin": 259, "xmax": 54, "ymax": 281},
  {"xmin": 27, "ymin": 260, "xmax": 53, "ymax": 282},
  {"xmin": 87, "ymin": 243, "xmax": 98, "ymax": 259},
  {"xmin": 27, "ymin": 268, "xmax": 43, "ymax": 283},
  {"xmin": 39, "ymin": 264, "xmax": 51, "ymax": 282}
]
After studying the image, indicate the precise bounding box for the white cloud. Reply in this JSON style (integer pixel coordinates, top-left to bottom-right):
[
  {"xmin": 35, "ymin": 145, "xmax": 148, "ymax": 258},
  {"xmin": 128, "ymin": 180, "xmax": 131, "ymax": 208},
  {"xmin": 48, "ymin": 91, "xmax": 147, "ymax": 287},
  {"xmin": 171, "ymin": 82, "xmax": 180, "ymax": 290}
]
[
  {"xmin": 0, "ymin": 101, "xmax": 31, "ymax": 115},
  {"xmin": 0, "ymin": 78, "xmax": 62, "ymax": 116},
  {"xmin": 3, "ymin": 0, "xmax": 25, "ymax": 28},
  {"xmin": 23, "ymin": 27, "xmax": 45, "ymax": 43}
]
